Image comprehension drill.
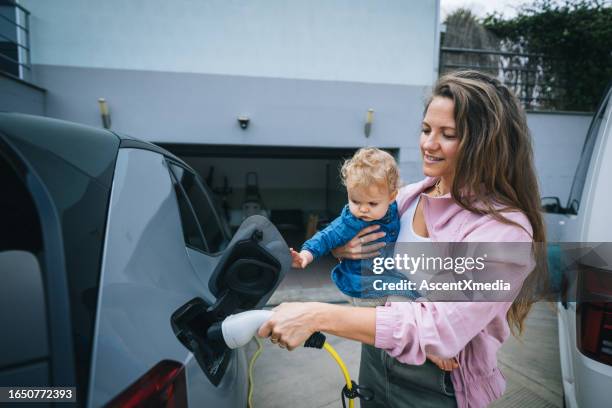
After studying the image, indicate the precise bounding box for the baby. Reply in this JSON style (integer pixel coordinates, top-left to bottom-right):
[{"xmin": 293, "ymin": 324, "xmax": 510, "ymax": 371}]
[
  {"xmin": 291, "ymin": 147, "xmax": 401, "ymax": 299},
  {"xmin": 290, "ymin": 147, "xmax": 458, "ymax": 371}
]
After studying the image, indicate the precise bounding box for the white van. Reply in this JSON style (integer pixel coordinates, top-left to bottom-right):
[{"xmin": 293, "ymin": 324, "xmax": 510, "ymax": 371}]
[{"xmin": 542, "ymin": 85, "xmax": 612, "ymax": 408}]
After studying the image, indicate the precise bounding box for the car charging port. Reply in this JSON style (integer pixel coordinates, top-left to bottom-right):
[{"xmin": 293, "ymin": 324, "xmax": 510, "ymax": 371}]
[
  {"xmin": 171, "ymin": 226, "xmax": 284, "ymax": 386},
  {"xmin": 171, "ymin": 297, "xmax": 230, "ymax": 386}
]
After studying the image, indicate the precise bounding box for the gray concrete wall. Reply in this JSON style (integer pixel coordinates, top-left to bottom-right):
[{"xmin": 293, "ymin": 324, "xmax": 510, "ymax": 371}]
[
  {"xmin": 398, "ymin": 112, "xmax": 594, "ymax": 203},
  {"xmin": 30, "ymin": 64, "xmax": 593, "ymax": 204},
  {"xmin": 32, "ymin": 64, "xmax": 427, "ymax": 147},
  {"xmin": 0, "ymin": 74, "xmax": 45, "ymax": 115},
  {"xmin": 527, "ymin": 111, "xmax": 592, "ymax": 203},
  {"xmin": 32, "ymin": 64, "xmax": 428, "ymax": 180}
]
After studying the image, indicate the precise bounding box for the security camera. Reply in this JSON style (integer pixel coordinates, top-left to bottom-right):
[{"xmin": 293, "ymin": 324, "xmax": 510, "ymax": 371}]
[{"xmin": 237, "ymin": 116, "xmax": 250, "ymax": 129}]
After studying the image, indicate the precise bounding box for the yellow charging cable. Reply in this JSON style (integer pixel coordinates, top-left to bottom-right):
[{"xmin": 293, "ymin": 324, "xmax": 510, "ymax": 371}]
[
  {"xmin": 247, "ymin": 333, "xmax": 371, "ymax": 408},
  {"xmin": 247, "ymin": 337, "xmax": 264, "ymax": 408},
  {"xmin": 323, "ymin": 342, "xmax": 354, "ymax": 408}
]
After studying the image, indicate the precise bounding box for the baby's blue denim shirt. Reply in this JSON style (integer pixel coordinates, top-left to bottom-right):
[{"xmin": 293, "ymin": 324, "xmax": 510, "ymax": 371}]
[{"xmin": 302, "ymin": 201, "xmax": 406, "ymax": 298}]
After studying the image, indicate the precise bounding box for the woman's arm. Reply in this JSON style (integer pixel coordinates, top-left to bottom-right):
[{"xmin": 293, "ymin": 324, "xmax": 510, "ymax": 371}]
[
  {"xmin": 257, "ymin": 302, "xmax": 376, "ymax": 350},
  {"xmin": 375, "ymin": 301, "xmax": 509, "ymax": 362}
]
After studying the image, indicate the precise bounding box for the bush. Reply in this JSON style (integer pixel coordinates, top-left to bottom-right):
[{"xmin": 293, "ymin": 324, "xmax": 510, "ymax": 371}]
[{"xmin": 483, "ymin": 0, "xmax": 612, "ymax": 111}]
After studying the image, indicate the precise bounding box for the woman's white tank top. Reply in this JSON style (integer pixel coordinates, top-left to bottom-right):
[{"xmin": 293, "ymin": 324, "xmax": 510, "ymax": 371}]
[{"xmin": 400, "ymin": 197, "xmax": 432, "ymax": 242}]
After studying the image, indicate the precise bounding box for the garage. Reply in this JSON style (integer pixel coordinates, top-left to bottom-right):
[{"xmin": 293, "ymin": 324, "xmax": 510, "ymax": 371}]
[{"xmin": 158, "ymin": 144, "xmax": 399, "ymax": 251}]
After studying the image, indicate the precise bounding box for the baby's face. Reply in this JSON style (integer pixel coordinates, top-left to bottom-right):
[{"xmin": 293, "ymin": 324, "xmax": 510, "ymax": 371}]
[{"xmin": 347, "ymin": 183, "xmax": 396, "ymax": 221}]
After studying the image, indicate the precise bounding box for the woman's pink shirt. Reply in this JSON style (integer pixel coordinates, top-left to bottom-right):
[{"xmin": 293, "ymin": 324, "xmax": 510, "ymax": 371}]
[{"xmin": 375, "ymin": 177, "xmax": 536, "ymax": 408}]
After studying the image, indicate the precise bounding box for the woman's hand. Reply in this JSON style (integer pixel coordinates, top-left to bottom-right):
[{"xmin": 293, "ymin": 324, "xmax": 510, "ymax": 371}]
[
  {"xmin": 258, "ymin": 302, "xmax": 377, "ymax": 349},
  {"xmin": 330, "ymin": 225, "xmax": 387, "ymax": 260},
  {"xmin": 257, "ymin": 302, "xmax": 321, "ymax": 351},
  {"xmin": 427, "ymin": 355, "xmax": 459, "ymax": 371}
]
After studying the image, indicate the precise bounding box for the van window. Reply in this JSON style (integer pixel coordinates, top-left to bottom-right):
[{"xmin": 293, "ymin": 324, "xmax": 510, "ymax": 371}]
[
  {"xmin": 168, "ymin": 163, "xmax": 228, "ymax": 253},
  {"xmin": 566, "ymin": 92, "xmax": 610, "ymax": 214}
]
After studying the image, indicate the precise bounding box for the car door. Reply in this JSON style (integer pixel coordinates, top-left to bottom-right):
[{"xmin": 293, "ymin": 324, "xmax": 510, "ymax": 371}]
[
  {"xmin": 0, "ymin": 127, "xmax": 77, "ymax": 403},
  {"xmin": 88, "ymin": 147, "xmax": 289, "ymax": 407},
  {"xmin": 0, "ymin": 145, "xmax": 52, "ymax": 395}
]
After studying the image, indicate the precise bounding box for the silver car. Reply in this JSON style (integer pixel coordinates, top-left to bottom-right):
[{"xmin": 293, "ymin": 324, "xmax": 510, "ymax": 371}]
[{"xmin": 0, "ymin": 113, "xmax": 290, "ymax": 407}]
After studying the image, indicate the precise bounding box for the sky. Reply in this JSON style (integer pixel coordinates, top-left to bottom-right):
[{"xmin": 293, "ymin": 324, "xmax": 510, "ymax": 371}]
[
  {"xmin": 439, "ymin": 0, "xmax": 612, "ymax": 21},
  {"xmin": 440, "ymin": 0, "xmax": 527, "ymax": 20}
]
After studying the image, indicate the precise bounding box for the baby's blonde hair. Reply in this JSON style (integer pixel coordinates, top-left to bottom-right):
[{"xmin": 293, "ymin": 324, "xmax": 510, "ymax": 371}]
[{"xmin": 340, "ymin": 148, "xmax": 400, "ymax": 193}]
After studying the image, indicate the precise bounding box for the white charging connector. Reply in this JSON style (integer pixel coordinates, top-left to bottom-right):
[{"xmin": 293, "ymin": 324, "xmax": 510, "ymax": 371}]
[{"xmin": 217, "ymin": 310, "xmax": 273, "ymax": 349}]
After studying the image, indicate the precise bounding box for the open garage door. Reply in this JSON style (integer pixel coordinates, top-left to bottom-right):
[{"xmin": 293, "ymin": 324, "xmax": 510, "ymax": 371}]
[{"xmin": 156, "ymin": 144, "xmax": 399, "ymax": 250}]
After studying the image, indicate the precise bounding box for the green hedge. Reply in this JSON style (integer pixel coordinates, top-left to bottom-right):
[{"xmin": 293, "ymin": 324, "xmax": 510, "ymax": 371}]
[{"xmin": 483, "ymin": 0, "xmax": 612, "ymax": 111}]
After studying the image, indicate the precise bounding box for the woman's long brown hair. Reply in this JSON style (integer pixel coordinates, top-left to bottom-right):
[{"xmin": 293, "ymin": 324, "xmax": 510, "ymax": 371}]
[{"xmin": 428, "ymin": 70, "xmax": 548, "ymax": 336}]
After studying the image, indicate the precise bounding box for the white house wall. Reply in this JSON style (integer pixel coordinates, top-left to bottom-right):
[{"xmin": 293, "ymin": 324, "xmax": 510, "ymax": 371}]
[
  {"xmin": 528, "ymin": 112, "xmax": 592, "ymax": 203},
  {"xmin": 23, "ymin": 0, "xmax": 438, "ymax": 85}
]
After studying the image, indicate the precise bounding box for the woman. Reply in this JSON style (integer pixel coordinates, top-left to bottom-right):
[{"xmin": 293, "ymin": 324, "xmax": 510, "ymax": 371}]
[{"xmin": 258, "ymin": 70, "xmax": 547, "ymax": 408}]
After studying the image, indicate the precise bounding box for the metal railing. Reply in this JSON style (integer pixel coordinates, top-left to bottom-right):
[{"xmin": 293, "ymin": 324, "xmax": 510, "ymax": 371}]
[
  {"xmin": 439, "ymin": 46, "xmax": 566, "ymax": 111},
  {"xmin": 0, "ymin": 0, "xmax": 31, "ymax": 81}
]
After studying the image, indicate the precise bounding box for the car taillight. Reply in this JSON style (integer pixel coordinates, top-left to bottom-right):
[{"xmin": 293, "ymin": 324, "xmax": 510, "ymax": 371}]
[
  {"xmin": 106, "ymin": 360, "xmax": 187, "ymax": 408},
  {"xmin": 577, "ymin": 265, "xmax": 612, "ymax": 366}
]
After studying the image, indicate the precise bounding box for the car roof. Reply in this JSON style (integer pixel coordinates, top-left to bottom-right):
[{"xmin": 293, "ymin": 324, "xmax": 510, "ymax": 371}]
[
  {"xmin": 0, "ymin": 113, "xmax": 120, "ymax": 187},
  {"xmin": 114, "ymin": 131, "xmax": 192, "ymax": 170},
  {"xmin": 0, "ymin": 112, "xmax": 195, "ymax": 185}
]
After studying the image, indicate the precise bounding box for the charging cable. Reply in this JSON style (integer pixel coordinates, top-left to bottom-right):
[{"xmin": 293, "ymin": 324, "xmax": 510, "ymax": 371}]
[{"xmin": 247, "ymin": 331, "xmax": 373, "ymax": 408}]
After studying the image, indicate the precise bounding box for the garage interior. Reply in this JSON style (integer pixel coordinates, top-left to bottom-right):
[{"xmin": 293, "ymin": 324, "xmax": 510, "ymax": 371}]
[
  {"xmin": 160, "ymin": 145, "xmax": 370, "ymax": 246},
  {"xmin": 158, "ymin": 144, "xmax": 399, "ymax": 302}
]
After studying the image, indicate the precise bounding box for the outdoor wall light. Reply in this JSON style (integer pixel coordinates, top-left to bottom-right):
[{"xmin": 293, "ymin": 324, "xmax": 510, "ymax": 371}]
[
  {"xmin": 98, "ymin": 98, "xmax": 112, "ymax": 129},
  {"xmin": 364, "ymin": 108, "xmax": 374, "ymax": 137},
  {"xmin": 237, "ymin": 115, "xmax": 250, "ymax": 130}
]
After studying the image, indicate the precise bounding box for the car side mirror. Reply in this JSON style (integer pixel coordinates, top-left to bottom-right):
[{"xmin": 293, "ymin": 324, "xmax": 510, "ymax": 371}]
[{"xmin": 541, "ymin": 196, "xmax": 564, "ymax": 214}]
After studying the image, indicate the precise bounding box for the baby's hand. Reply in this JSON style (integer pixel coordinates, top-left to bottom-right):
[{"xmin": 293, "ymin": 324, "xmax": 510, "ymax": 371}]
[
  {"xmin": 290, "ymin": 248, "xmax": 313, "ymax": 269},
  {"xmin": 427, "ymin": 354, "xmax": 459, "ymax": 371}
]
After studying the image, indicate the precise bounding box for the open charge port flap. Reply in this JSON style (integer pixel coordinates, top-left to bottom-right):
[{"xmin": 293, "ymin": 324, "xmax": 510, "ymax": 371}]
[{"xmin": 207, "ymin": 229, "xmax": 282, "ymax": 320}]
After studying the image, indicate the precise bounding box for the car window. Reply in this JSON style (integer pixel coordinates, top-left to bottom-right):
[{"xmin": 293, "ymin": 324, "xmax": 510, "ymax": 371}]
[
  {"xmin": 1, "ymin": 153, "xmax": 48, "ymax": 369},
  {"xmin": 168, "ymin": 162, "xmax": 228, "ymax": 253},
  {"xmin": 566, "ymin": 90, "xmax": 610, "ymax": 214},
  {"xmin": 167, "ymin": 165, "xmax": 208, "ymax": 252}
]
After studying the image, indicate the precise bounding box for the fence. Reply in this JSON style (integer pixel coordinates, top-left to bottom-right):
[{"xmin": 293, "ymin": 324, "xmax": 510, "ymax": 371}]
[
  {"xmin": 439, "ymin": 46, "xmax": 567, "ymax": 111},
  {"xmin": 0, "ymin": 0, "xmax": 31, "ymax": 81}
]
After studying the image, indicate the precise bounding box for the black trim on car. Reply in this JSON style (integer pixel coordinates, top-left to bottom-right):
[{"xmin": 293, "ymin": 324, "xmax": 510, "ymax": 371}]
[
  {"xmin": 166, "ymin": 159, "xmax": 231, "ymax": 255},
  {"xmin": 118, "ymin": 139, "xmax": 193, "ymax": 171}
]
